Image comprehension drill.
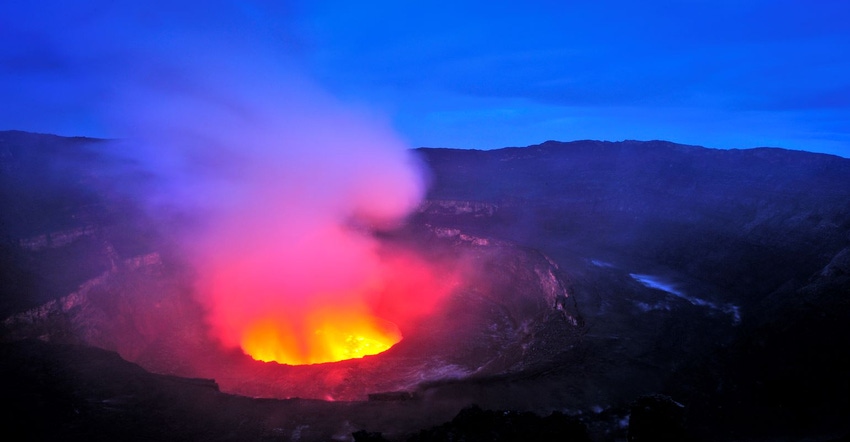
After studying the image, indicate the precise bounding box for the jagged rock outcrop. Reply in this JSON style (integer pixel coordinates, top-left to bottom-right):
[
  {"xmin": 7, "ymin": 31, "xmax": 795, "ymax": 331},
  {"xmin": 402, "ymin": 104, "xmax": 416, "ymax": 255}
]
[{"xmin": 418, "ymin": 200, "xmax": 500, "ymax": 217}]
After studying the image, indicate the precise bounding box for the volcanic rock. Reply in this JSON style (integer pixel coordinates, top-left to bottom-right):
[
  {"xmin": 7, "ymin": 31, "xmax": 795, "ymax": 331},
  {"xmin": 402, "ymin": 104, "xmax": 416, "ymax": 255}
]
[{"xmin": 4, "ymin": 132, "xmax": 850, "ymax": 440}]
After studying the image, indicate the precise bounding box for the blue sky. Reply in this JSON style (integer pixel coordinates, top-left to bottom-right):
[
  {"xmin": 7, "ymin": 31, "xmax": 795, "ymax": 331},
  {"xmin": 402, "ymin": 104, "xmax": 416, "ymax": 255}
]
[{"xmin": 2, "ymin": 0, "xmax": 849, "ymax": 156}]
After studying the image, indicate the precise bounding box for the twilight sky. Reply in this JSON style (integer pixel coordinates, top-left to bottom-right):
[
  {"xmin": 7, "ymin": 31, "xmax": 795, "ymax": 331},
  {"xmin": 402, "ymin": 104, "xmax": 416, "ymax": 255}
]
[{"xmin": 1, "ymin": 0, "xmax": 849, "ymax": 156}]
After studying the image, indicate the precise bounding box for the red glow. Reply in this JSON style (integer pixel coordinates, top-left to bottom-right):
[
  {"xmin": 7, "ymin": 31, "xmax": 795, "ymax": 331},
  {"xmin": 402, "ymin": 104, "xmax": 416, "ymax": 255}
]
[
  {"xmin": 368, "ymin": 252, "xmax": 460, "ymax": 326},
  {"xmin": 240, "ymin": 307, "xmax": 402, "ymax": 365},
  {"xmin": 202, "ymin": 249, "xmax": 453, "ymax": 365},
  {"xmin": 195, "ymin": 217, "xmax": 456, "ymax": 365},
  {"xmin": 134, "ymin": 64, "xmax": 445, "ymax": 366}
]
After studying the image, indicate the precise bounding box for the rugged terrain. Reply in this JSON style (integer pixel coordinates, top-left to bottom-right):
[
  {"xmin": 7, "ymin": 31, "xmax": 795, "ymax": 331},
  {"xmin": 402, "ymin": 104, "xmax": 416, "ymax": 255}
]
[
  {"xmin": 414, "ymin": 140, "xmax": 850, "ymax": 440},
  {"xmin": 2, "ymin": 131, "xmax": 849, "ymax": 441}
]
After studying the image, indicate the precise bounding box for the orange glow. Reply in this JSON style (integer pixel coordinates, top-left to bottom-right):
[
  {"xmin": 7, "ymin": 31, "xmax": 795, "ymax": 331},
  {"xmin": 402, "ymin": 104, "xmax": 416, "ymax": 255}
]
[
  {"xmin": 199, "ymin": 238, "xmax": 456, "ymax": 365},
  {"xmin": 190, "ymin": 167, "xmax": 458, "ymax": 366},
  {"xmin": 240, "ymin": 306, "xmax": 402, "ymax": 365}
]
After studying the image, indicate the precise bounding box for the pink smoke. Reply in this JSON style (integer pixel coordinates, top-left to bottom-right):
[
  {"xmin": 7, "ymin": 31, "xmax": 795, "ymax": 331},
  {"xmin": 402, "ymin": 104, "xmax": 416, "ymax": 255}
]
[{"xmin": 104, "ymin": 41, "xmax": 449, "ymax": 363}]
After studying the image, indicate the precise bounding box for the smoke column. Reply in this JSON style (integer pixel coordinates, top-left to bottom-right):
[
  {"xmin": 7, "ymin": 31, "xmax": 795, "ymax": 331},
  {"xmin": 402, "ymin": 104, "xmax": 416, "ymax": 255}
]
[
  {"xmin": 3, "ymin": 1, "xmax": 454, "ymax": 364},
  {"xmin": 113, "ymin": 40, "xmax": 444, "ymax": 365}
]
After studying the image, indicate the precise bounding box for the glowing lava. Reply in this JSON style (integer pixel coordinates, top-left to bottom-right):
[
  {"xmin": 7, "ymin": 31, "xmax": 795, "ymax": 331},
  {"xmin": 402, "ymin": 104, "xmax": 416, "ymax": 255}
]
[
  {"xmin": 199, "ymin": 238, "xmax": 456, "ymax": 366},
  {"xmin": 240, "ymin": 307, "xmax": 402, "ymax": 365}
]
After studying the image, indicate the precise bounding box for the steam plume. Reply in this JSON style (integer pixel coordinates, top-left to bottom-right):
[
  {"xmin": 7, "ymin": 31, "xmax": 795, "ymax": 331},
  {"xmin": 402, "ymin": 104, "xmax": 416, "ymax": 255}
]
[
  {"xmin": 4, "ymin": 2, "xmax": 448, "ymax": 363},
  {"xmin": 112, "ymin": 45, "xmax": 439, "ymax": 363}
]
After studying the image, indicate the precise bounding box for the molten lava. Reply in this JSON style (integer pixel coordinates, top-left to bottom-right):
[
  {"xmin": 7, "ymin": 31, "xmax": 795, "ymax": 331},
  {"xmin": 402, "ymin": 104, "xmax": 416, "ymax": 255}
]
[
  {"xmin": 200, "ymin": 240, "xmax": 457, "ymax": 366},
  {"xmin": 240, "ymin": 307, "xmax": 402, "ymax": 365}
]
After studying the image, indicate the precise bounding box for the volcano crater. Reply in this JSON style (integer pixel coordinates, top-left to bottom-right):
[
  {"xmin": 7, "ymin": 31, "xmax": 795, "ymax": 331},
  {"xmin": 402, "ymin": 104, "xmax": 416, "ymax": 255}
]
[{"xmin": 3, "ymin": 226, "xmax": 582, "ymax": 401}]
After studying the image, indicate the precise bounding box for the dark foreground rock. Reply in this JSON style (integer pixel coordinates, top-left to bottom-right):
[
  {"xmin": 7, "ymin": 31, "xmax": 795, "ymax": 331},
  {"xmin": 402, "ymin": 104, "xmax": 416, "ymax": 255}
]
[
  {"xmin": 627, "ymin": 394, "xmax": 688, "ymax": 442},
  {"xmin": 0, "ymin": 340, "xmax": 471, "ymax": 441},
  {"xmin": 407, "ymin": 405, "xmax": 590, "ymax": 442}
]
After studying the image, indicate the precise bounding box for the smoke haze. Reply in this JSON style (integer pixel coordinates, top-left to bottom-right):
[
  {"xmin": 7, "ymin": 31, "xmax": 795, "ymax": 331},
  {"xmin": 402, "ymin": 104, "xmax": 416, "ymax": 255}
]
[
  {"xmin": 126, "ymin": 65, "xmax": 436, "ymax": 363},
  {"xmin": 111, "ymin": 23, "xmax": 444, "ymax": 364},
  {"xmin": 4, "ymin": 1, "xmax": 454, "ymax": 364}
]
